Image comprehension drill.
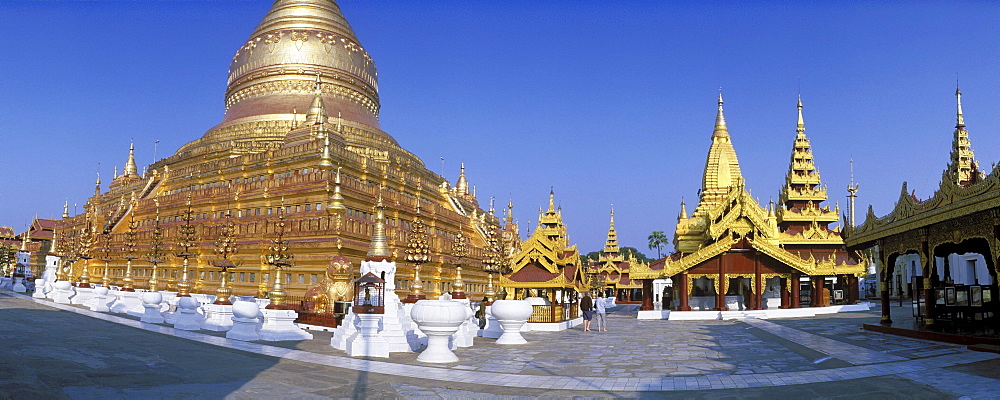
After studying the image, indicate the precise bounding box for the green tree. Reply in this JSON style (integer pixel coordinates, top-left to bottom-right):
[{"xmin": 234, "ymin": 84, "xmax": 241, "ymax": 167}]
[{"xmin": 647, "ymin": 231, "xmax": 669, "ymax": 259}]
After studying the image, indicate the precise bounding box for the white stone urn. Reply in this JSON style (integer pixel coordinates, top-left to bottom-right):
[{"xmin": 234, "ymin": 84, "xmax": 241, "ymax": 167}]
[
  {"xmin": 227, "ymin": 300, "xmax": 262, "ymax": 341},
  {"xmin": 51, "ymin": 280, "xmax": 75, "ymax": 304},
  {"xmin": 140, "ymin": 291, "xmax": 165, "ymax": 323},
  {"xmin": 173, "ymin": 296, "xmax": 204, "ymax": 331},
  {"xmin": 491, "ymin": 300, "xmax": 533, "ymax": 345},
  {"xmin": 32, "ymin": 278, "xmax": 47, "ymax": 298},
  {"xmin": 410, "ymin": 300, "xmax": 468, "ymax": 363}
]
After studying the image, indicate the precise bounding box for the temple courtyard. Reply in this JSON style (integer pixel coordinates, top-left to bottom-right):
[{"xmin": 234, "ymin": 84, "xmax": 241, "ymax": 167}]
[{"xmin": 1, "ymin": 291, "xmax": 998, "ymax": 399}]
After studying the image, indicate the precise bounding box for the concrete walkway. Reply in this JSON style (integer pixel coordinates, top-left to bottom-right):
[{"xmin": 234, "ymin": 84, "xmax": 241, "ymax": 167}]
[{"xmin": 2, "ymin": 291, "xmax": 998, "ymax": 399}]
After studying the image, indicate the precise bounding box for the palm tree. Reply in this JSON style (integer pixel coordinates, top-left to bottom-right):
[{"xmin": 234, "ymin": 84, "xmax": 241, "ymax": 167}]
[{"xmin": 647, "ymin": 231, "xmax": 668, "ymax": 259}]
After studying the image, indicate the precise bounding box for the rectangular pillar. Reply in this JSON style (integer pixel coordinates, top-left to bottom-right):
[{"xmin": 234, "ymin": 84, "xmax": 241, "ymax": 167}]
[
  {"xmin": 640, "ymin": 279, "xmax": 654, "ymax": 311},
  {"xmin": 791, "ymin": 273, "xmax": 801, "ymax": 308},
  {"xmin": 780, "ymin": 278, "xmax": 789, "ymax": 308},
  {"xmin": 678, "ymin": 273, "xmax": 691, "ymax": 311}
]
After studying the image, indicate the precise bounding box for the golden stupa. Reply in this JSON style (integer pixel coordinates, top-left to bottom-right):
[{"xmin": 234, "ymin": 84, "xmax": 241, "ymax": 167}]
[{"xmin": 55, "ymin": 0, "xmax": 514, "ymax": 301}]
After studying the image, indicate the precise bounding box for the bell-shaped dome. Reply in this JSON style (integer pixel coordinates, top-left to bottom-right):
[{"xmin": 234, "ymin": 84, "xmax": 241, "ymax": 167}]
[{"xmin": 222, "ymin": 0, "xmax": 379, "ymax": 128}]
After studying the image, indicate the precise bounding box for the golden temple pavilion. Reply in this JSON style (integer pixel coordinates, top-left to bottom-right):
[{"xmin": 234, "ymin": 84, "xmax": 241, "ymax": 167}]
[
  {"xmin": 631, "ymin": 95, "xmax": 865, "ymax": 311},
  {"xmin": 502, "ymin": 191, "xmax": 585, "ymax": 303},
  {"xmin": 53, "ymin": 0, "xmax": 512, "ymax": 301}
]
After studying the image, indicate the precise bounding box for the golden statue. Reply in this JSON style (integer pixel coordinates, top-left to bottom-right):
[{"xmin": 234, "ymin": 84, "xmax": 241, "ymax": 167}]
[{"xmin": 304, "ymin": 254, "xmax": 352, "ymax": 314}]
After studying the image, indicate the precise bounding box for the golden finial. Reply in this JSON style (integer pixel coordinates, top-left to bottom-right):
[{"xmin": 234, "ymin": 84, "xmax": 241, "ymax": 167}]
[
  {"xmin": 366, "ymin": 190, "xmax": 390, "ymax": 260},
  {"xmin": 548, "ymin": 188, "xmax": 556, "ymax": 213},
  {"xmin": 609, "ymin": 204, "xmax": 615, "ymax": 227},
  {"xmin": 796, "ymin": 95, "xmax": 805, "ymax": 133},
  {"xmin": 956, "ymin": 86, "xmax": 965, "ymax": 127},
  {"xmin": 327, "ymin": 167, "xmax": 347, "ymax": 214},
  {"xmin": 713, "ymin": 90, "xmax": 728, "ymax": 139},
  {"xmin": 306, "ymin": 73, "xmax": 327, "ymax": 125},
  {"xmin": 678, "ymin": 198, "xmax": 688, "ymax": 221},
  {"xmin": 318, "ymin": 130, "xmax": 334, "ymax": 170}
]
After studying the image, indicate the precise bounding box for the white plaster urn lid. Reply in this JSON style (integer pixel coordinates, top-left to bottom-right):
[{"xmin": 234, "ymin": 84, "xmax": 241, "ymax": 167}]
[
  {"xmin": 178, "ymin": 296, "xmax": 200, "ymax": 310},
  {"xmin": 141, "ymin": 291, "xmax": 163, "ymax": 305},
  {"xmin": 491, "ymin": 300, "xmax": 534, "ymax": 320},
  {"xmin": 94, "ymin": 286, "xmax": 109, "ymax": 296},
  {"xmin": 524, "ymin": 296, "xmax": 550, "ymax": 306},
  {"xmin": 54, "ymin": 280, "xmax": 72, "ymax": 291},
  {"xmin": 410, "ymin": 300, "xmax": 468, "ymax": 329},
  {"xmin": 232, "ymin": 300, "xmax": 260, "ymax": 319}
]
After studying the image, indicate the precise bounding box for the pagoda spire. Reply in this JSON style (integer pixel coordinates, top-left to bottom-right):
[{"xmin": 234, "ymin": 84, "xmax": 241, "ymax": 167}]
[
  {"xmin": 123, "ymin": 141, "xmax": 138, "ymax": 178},
  {"xmin": 678, "ymin": 199, "xmax": 688, "ymax": 221},
  {"xmin": 547, "ymin": 188, "xmax": 555, "ymax": 213},
  {"xmin": 947, "ymin": 87, "xmax": 979, "ymax": 186},
  {"xmin": 505, "ymin": 197, "xmax": 515, "ymax": 226},
  {"xmin": 777, "ymin": 96, "xmax": 838, "ymax": 229},
  {"xmin": 695, "ymin": 93, "xmax": 743, "ymax": 216},
  {"xmin": 713, "ymin": 92, "xmax": 729, "ymax": 139},
  {"xmin": 602, "ymin": 206, "xmax": 620, "ymax": 257},
  {"xmin": 62, "ymin": 200, "xmax": 69, "ymax": 219}
]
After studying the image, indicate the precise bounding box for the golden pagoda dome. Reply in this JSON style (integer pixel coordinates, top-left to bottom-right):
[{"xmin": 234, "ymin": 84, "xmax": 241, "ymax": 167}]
[
  {"xmin": 178, "ymin": 0, "xmax": 386, "ymax": 157},
  {"xmin": 224, "ymin": 0, "xmax": 378, "ymax": 127}
]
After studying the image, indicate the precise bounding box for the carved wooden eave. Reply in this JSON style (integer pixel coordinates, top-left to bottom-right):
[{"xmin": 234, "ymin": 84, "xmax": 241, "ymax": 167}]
[
  {"xmin": 846, "ymin": 162, "xmax": 1000, "ymax": 247},
  {"xmin": 632, "ymin": 236, "xmax": 738, "ymax": 279},
  {"xmin": 499, "ymin": 269, "xmax": 568, "ymax": 288}
]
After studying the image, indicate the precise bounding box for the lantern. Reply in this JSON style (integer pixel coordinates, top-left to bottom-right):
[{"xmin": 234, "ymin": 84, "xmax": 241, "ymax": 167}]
[{"xmin": 353, "ymin": 272, "xmax": 385, "ymax": 314}]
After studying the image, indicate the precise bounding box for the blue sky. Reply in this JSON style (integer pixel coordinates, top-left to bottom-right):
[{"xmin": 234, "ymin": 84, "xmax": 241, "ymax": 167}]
[{"xmin": 1, "ymin": 1, "xmax": 998, "ymax": 256}]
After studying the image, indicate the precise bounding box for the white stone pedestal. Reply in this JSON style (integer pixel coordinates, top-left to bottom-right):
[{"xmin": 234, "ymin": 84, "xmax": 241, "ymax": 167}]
[
  {"xmin": 71, "ymin": 287, "xmax": 95, "ymax": 305},
  {"xmin": 492, "ymin": 300, "xmax": 533, "ymax": 345},
  {"xmin": 259, "ymin": 308, "xmax": 313, "ymax": 341},
  {"xmin": 140, "ymin": 292, "xmax": 165, "ymax": 324},
  {"xmin": 226, "ymin": 301, "xmax": 262, "ymax": 341},
  {"xmin": 12, "ymin": 277, "xmax": 26, "ymax": 293},
  {"xmin": 411, "ymin": 300, "xmax": 468, "ymax": 363},
  {"xmin": 479, "ymin": 306, "xmax": 503, "ymax": 339},
  {"xmin": 32, "ymin": 278, "xmax": 47, "ymax": 299},
  {"xmin": 0, "ymin": 277, "xmax": 11, "ymax": 290},
  {"xmin": 201, "ymin": 303, "xmax": 234, "ymax": 332},
  {"xmin": 346, "ymin": 313, "xmax": 389, "ymax": 358},
  {"xmin": 117, "ymin": 291, "xmax": 145, "ymax": 316},
  {"xmin": 450, "ymin": 298, "xmax": 476, "ymax": 348},
  {"xmin": 89, "ymin": 287, "xmax": 111, "ymax": 312},
  {"xmin": 331, "ymin": 309, "xmax": 358, "ymax": 350},
  {"xmin": 172, "ymin": 297, "xmax": 204, "ymax": 331},
  {"xmin": 50, "ymin": 281, "xmax": 75, "ymax": 304},
  {"xmin": 400, "ymin": 302, "xmax": 427, "ymax": 351}
]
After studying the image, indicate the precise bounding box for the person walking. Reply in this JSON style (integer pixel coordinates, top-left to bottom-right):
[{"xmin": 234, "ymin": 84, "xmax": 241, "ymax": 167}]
[
  {"xmin": 580, "ymin": 292, "xmax": 594, "ymax": 331},
  {"xmin": 594, "ymin": 293, "xmax": 608, "ymax": 332}
]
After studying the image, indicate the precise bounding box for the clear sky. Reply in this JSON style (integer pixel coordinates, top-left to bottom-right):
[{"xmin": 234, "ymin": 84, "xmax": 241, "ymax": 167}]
[{"xmin": 1, "ymin": 1, "xmax": 998, "ymax": 257}]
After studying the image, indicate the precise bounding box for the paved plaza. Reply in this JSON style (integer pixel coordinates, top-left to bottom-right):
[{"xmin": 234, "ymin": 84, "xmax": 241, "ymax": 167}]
[{"xmin": 1, "ymin": 292, "xmax": 998, "ymax": 399}]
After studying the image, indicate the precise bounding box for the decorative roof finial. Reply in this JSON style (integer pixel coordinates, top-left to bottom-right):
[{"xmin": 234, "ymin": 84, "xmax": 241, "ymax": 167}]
[
  {"xmin": 94, "ymin": 171, "xmax": 102, "ymax": 197},
  {"xmin": 796, "ymin": 95, "xmax": 805, "ymax": 133},
  {"xmin": 306, "ymin": 73, "xmax": 327, "ymax": 125},
  {"xmin": 455, "ymin": 162, "xmax": 469, "ymax": 195},
  {"xmin": 124, "ymin": 140, "xmax": 138, "ymax": 177},
  {"xmin": 548, "ymin": 187, "xmax": 555, "ymax": 213},
  {"xmin": 956, "ymin": 86, "xmax": 965, "ymax": 127},
  {"xmin": 713, "ymin": 89, "xmax": 728, "ymax": 139},
  {"xmin": 366, "ymin": 190, "xmax": 390, "ymax": 260},
  {"xmin": 678, "ymin": 198, "xmax": 688, "ymax": 221},
  {"xmin": 62, "ymin": 200, "xmax": 69, "ymax": 219}
]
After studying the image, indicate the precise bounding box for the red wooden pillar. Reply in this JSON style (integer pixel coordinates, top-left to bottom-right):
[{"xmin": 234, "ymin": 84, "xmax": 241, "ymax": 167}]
[
  {"xmin": 678, "ymin": 273, "xmax": 691, "ymax": 311},
  {"xmin": 716, "ymin": 275, "xmax": 728, "ymax": 311},
  {"xmin": 816, "ymin": 277, "xmax": 826, "ymax": 307},
  {"xmin": 640, "ymin": 279, "xmax": 654, "ymax": 311},
  {"xmin": 780, "ymin": 278, "xmax": 790, "ymax": 308},
  {"xmin": 790, "ymin": 273, "xmax": 801, "ymax": 308},
  {"xmin": 880, "ymin": 275, "xmax": 893, "ymax": 325}
]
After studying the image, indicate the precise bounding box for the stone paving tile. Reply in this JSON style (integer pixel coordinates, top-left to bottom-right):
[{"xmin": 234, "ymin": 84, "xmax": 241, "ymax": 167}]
[{"xmin": 4, "ymin": 291, "xmax": 1000, "ymax": 398}]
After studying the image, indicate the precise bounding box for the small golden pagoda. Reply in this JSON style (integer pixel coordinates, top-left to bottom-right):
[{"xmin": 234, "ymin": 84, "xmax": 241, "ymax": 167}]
[
  {"xmin": 501, "ymin": 190, "xmax": 586, "ymax": 304},
  {"xmin": 588, "ymin": 208, "xmax": 646, "ymax": 302},
  {"xmin": 632, "ymin": 94, "xmax": 865, "ymax": 311}
]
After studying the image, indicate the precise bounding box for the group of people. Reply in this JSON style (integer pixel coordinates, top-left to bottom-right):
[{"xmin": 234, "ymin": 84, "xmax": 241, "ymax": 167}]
[{"xmin": 579, "ymin": 292, "xmax": 610, "ymax": 332}]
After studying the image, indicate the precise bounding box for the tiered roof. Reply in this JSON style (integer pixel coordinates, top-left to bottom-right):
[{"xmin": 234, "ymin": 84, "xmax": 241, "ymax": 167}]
[{"xmin": 502, "ymin": 191, "xmax": 584, "ymax": 290}]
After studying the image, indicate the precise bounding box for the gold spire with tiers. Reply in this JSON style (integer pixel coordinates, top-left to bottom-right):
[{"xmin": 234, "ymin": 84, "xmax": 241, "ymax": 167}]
[
  {"xmin": 946, "ymin": 87, "xmax": 981, "ymax": 186},
  {"xmin": 776, "ymin": 96, "xmax": 839, "ymax": 231},
  {"xmin": 502, "ymin": 190, "xmax": 585, "ymax": 297},
  {"xmin": 698, "ymin": 93, "xmax": 743, "ymax": 215},
  {"xmin": 366, "ymin": 193, "xmax": 390, "ymax": 261}
]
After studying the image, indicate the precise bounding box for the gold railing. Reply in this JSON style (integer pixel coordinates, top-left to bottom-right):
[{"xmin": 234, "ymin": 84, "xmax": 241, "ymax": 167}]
[{"xmin": 527, "ymin": 303, "xmax": 575, "ymax": 323}]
